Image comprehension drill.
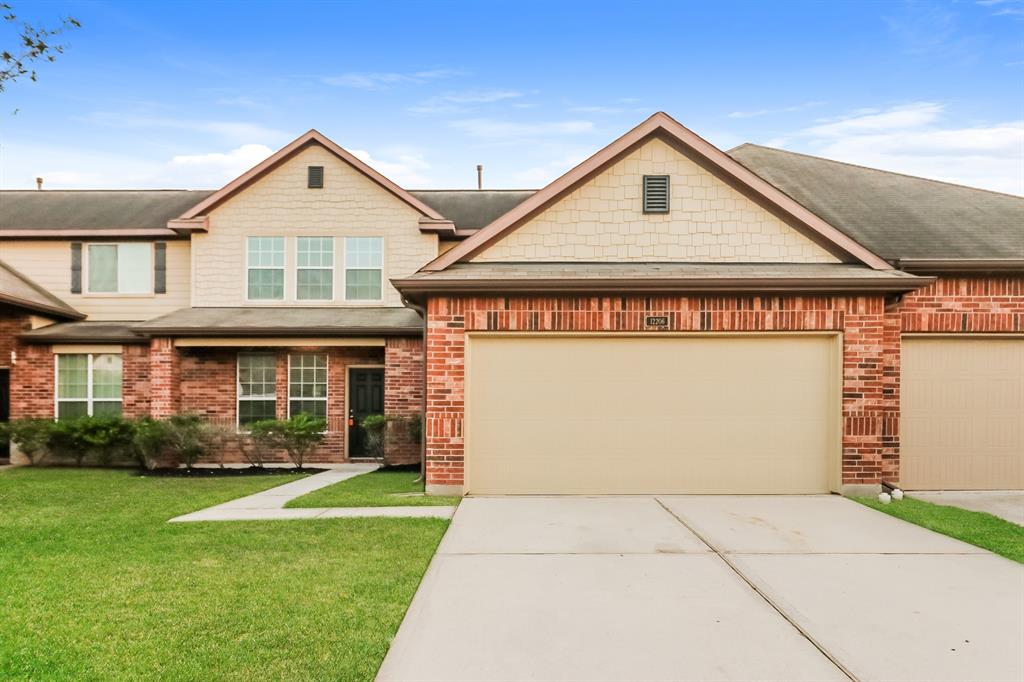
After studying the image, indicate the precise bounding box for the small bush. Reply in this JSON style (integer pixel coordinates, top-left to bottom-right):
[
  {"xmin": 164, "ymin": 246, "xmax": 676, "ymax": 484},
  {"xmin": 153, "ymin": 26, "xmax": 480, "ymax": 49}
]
[
  {"xmin": 248, "ymin": 414, "xmax": 327, "ymax": 469},
  {"xmin": 361, "ymin": 414, "xmax": 388, "ymax": 459},
  {"xmin": 132, "ymin": 418, "xmax": 169, "ymax": 470},
  {"xmin": 1, "ymin": 418, "xmax": 55, "ymax": 465},
  {"xmin": 163, "ymin": 414, "xmax": 230, "ymax": 469}
]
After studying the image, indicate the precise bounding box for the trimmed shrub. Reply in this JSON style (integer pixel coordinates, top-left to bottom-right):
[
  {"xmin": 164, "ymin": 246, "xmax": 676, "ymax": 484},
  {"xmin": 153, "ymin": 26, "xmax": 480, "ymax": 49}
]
[
  {"xmin": 163, "ymin": 414, "xmax": 230, "ymax": 469},
  {"xmin": 1, "ymin": 418, "xmax": 55, "ymax": 465},
  {"xmin": 361, "ymin": 414, "xmax": 388, "ymax": 459},
  {"xmin": 248, "ymin": 414, "xmax": 327, "ymax": 469},
  {"xmin": 132, "ymin": 418, "xmax": 170, "ymax": 470}
]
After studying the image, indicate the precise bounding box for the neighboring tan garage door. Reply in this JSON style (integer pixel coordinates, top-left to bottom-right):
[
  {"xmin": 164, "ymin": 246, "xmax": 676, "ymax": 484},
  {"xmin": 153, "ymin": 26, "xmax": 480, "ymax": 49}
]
[
  {"xmin": 901, "ymin": 337, "xmax": 1024, "ymax": 490},
  {"xmin": 466, "ymin": 335, "xmax": 839, "ymax": 495}
]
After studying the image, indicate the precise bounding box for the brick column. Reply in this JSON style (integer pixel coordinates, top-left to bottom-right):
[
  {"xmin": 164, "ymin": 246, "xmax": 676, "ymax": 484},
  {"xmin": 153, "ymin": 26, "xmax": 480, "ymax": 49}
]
[
  {"xmin": 384, "ymin": 336, "xmax": 425, "ymax": 466},
  {"xmin": 149, "ymin": 337, "xmax": 180, "ymax": 418}
]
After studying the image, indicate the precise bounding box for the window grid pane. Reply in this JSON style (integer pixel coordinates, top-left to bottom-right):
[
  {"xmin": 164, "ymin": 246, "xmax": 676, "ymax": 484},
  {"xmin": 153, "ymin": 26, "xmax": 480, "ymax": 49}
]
[
  {"xmin": 344, "ymin": 237, "xmax": 382, "ymax": 268},
  {"xmin": 247, "ymin": 237, "xmax": 285, "ymax": 300},
  {"xmin": 56, "ymin": 353, "xmax": 123, "ymax": 419},
  {"xmin": 247, "ymin": 237, "xmax": 284, "ymax": 267},
  {"xmin": 58, "ymin": 355, "xmax": 88, "ymax": 400},
  {"xmin": 117, "ymin": 243, "xmax": 152, "ymax": 294},
  {"xmin": 297, "ymin": 269, "xmax": 332, "ymax": 300},
  {"xmin": 288, "ymin": 354, "xmax": 327, "ymax": 418},
  {"xmin": 297, "ymin": 237, "xmax": 333, "ymax": 267},
  {"xmin": 92, "ymin": 354, "xmax": 123, "ymax": 400},
  {"xmin": 88, "ymin": 245, "xmax": 118, "ymax": 292},
  {"xmin": 345, "ymin": 269, "xmax": 382, "ymax": 300},
  {"xmin": 239, "ymin": 354, "xmax": 277, "ymax": 398},
  {"xmin": 247, "ymin": 269, "xmax": 284, "ymax": 300}
]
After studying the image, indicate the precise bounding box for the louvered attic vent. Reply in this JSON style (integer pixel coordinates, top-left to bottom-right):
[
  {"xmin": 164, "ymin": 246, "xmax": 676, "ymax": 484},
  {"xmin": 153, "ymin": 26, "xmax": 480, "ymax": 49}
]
[
  {"xmin": 308, "ymin": 165, "xmax": 324, "ymax": 188},
  {"xmin": 642, "ymin": 174, "xmax": 670, "ymax": 214}
]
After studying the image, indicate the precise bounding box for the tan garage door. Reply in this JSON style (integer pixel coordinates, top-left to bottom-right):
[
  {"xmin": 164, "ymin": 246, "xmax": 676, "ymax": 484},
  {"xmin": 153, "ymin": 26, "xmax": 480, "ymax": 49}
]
[
  {"xmin": 901, "ymin": 337, "xmax": 1024, "ymax": 490},
  {"xmin": 466, "ymin": 335, "xmax": 839, "ymax": 495}
]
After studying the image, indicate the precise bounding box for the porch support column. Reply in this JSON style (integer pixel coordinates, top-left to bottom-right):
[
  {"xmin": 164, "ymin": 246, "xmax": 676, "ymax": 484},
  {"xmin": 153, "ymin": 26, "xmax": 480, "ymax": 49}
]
[
  {"xmin": 149, "ymin": 337, "xmax": 180, "ymax": 419},
  {"xmin": 383, "ymin": 336, "xmax": 425, "ymax": 466}
]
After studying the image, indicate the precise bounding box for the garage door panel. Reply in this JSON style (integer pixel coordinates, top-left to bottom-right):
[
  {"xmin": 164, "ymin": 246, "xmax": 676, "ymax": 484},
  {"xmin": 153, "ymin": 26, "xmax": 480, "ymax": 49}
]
[
  {"xmin": 467, "ymin": 335, "xmax": 836, "ymax": 495},
  {"xmin": 901, "ymin": 337, "xmax": 1024, "ymax": 490}
]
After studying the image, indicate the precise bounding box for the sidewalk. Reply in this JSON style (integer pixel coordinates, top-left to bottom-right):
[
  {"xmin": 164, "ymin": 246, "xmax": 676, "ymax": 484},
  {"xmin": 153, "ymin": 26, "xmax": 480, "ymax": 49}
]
[{"xmin": 170, "ymin": 464, "xmax": 456, "ymax": 522}]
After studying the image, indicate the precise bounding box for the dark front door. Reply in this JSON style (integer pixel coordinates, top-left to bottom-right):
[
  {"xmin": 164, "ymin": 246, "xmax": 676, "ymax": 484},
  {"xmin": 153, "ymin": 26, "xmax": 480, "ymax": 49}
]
[
  {"xmin": 0, "ymin": 369, "xmax": 9, "ymax": 462},
  {"xmin": 348, "ymin": 368, "xmax": 384, "ymax": 458}
]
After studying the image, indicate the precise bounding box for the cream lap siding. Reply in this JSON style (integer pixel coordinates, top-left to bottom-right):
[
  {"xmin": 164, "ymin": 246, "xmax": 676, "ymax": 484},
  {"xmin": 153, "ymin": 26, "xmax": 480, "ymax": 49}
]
[
  {"xmin": 0, "ymin": 239, "xmax": 190, "ymax": 321},
  {"xmin": 192, "ymin": 145, "xmax": 438, "ymax": 308},
  {"xmin": 473, "ymin": 138, "xmax": 840, "ymax": 264}
]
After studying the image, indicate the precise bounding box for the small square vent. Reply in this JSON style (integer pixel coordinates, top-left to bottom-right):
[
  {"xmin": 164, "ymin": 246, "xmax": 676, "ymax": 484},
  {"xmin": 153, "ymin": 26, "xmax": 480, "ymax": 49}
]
[
  {"xmin": 308, "ymin": 165, "xmax": 324, "ymax": 189},
  {"xmin": 643, "ymin": 175, "xmax": 670, "ymax": 214}
]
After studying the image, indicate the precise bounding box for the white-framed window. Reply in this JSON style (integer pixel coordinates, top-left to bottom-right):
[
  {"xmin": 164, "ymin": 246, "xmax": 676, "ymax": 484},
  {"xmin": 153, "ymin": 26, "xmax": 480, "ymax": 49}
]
[
  {"xmin": 344, "ymin": 237, "xmax": 383, "ymax": 301},
  {"xmin": 296, "ymin": 237, "xmax": 334, "ymax": 300},
  {"xmin": 246, "ymin": 237, "xmax": 285, "ymax": 300},
  {"xmin": 55, "ymin": 353, "xmax": 123, "ymax": 419},
  {"xmin": 288, "ymin": 353, "xmax": 328, "ymax": 419},
  {"xmin": 87, "ymin": 243, "xmax": 152, "ymax": 294},
  {"xmin": 237, "ymin": 353, "xmax": 277, "ymax": 427}
]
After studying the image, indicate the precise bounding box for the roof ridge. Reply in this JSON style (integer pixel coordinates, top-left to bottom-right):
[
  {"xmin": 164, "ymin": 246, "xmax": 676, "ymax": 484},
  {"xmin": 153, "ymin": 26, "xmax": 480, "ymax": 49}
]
[{"xmin": 731, "ymin": 144, "xmax": 1024, "ymax": 200}]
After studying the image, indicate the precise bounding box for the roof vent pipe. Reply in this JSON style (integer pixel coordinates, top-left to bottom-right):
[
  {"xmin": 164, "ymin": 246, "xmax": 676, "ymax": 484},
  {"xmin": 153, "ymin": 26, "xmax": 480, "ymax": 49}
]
[
  {"xmin": 476, "ymin": 164, "xmax": 483, "ymax": 190},
  {"xmin": 35, "ymin": 177, "xmax": 43, "ymax": 190}
]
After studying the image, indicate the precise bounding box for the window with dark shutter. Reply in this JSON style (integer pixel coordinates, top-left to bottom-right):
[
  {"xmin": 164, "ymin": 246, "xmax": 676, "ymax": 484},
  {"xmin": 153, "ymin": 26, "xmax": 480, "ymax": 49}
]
[
  {"xmin": 307, "ymin": 166, "xmax": 324, "ymax": 189},
  {"xmin": 70, "ymin": 243, "xmax": 82, "ymax": 293},
  {"xmin": 154, "ymin": 242, "xmax": 167, "ymax": 294},
  {"xmin": 642, "ymin": 175, "xmax": 670, "ymax": 214}
]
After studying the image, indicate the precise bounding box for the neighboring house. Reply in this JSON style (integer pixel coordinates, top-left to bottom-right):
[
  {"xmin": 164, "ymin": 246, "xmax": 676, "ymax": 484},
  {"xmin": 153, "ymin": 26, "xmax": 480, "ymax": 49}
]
[{"xmin": 1, "ymin": 113, "xmax": 1021, "ymax": 493}]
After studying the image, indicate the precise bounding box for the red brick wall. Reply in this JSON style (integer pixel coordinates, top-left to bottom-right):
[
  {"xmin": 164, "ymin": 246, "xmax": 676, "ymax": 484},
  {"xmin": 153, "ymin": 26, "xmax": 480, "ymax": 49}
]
[
  {"xmin": 424, "ymin": 294, "xmax": 902, "ymax": 489},
  {"xmin": 0, "ymin": 306, "xmax": 32, "ymax": 369},
  {"xmin": 900, "ymin": 275, "xmax": 1023, "ymax": 333},
  {"xmin": 176, "ymin": 344, "xmax": 391, "ymax": 464},
  {"xmin": 384, "ymin": 336, "xmax": 425, "ymax": 466}
]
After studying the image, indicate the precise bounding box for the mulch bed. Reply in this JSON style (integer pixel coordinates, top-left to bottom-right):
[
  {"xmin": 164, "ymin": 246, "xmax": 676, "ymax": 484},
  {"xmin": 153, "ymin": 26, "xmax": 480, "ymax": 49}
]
[{"xmin": 137, "ymin": 467, "xmax": 328, "ymax": 478}]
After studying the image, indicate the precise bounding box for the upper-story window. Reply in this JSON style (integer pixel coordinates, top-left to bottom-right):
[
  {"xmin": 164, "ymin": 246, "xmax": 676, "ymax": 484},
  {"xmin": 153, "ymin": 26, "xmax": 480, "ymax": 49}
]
[
  {"xmin": 87, "ymin": 243, "xmax": 152, "ymax": 294},
  {"xmin": 344, "ymin": 237, "xmax": 383, "ymax": 301},
  {"xmin": 247, "ymin": 237, "xmax": 285, "ymax": 300},
  {"xmin": 297, "ymin": 237, "xmax": 334, "ymax": 300}
]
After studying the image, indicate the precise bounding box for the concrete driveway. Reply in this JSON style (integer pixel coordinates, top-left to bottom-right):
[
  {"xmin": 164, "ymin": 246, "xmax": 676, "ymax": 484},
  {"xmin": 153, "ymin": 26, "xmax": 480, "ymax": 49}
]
[{"xmin": 377, "ymin": 495, "xmax": 1023, "ymax": 682}]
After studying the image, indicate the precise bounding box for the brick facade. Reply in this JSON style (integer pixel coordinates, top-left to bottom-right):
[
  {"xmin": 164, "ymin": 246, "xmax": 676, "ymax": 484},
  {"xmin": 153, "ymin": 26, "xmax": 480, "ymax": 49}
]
[
  {"xmin": 384, "ymin": 336, "xmax": 425, "ymax": 466},
  {"xmin": 422, "ymin": 275, "xmax": 1023, "ymax": 491}
]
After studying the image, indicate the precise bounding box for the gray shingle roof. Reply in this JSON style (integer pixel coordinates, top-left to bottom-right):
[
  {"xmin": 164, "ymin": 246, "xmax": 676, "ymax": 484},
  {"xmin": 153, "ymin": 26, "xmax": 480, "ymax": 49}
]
[
  {"xmin": 729, "ymin": 144, "xmax": 1024, "ymax": 260},
  {"xmin": 0, "ymin": 259, "xmax": 83, "ymax": 318},
  {"xmin": 133, "ymin": 307, "xmax": 423, "ymax": 336},
  {"xmin": 0, "ymin": 190, "xmax": 215, "ymax": 231},
  {"xmin": 410, "ymin": 190, "xmax": 535, "ymax": 231},
  {"xmin": 19, "ymin": 321, "xmax": 144, "ymax": 343}
]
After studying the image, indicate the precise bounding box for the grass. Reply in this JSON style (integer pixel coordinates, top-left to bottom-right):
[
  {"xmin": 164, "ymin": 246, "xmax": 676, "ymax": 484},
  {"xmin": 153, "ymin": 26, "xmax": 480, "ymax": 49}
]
[
  {"xmin": 286, "ymin": 469, "xmax": 461, "ymax": 508},
  {"xmin": 0, "ymin": 468, "xmax": 448, "ymax": 681},
  {"xmin": 857, "ymin": 495, "xmax": 1024, "ymax": 563}
]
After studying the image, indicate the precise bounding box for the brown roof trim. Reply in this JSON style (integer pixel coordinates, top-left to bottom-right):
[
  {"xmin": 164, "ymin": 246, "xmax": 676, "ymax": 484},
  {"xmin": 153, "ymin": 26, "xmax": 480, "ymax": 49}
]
[
  {"xmin": 131, "ymin": 326, "xmax": 422, "ymax": 338},
  {"xmin": 393, "ymin": 275, "xmax": 934, "ymax": 298},
  {"xmin": 166, "ymin": 217, "xmax": 209, "ymax": 234},
  {"xmin": 0, "ymin": 293, "xmax": 85, "ymax": 320},
  {"xmin": 897, "ymin": 259, "xmax": 1024, "ymax": 274},
  {"xmin": 417, "ymin": 217, "xmax": 458, "ymax": 235},
  {"xmin": 18, "ymin": 331, "xmax": 148, "ymax": 344},
  {"xmin": 175, "ymin": 130, "xmax": 446, "ymax": 222},
  {"xmin": 422, "ymin": 112, "xmax": 893, "ymax": 272},
  {"xmin": 1, "ymin": 228, "xmax": 180, "ymax": 238}
]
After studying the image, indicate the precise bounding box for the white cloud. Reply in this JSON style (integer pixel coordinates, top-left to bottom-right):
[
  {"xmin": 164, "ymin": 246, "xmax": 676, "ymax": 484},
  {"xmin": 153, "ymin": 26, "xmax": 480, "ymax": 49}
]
[
  {"xmin": 451, "ymin": 119, "xmax": 594, "ymax": 139},
  {"xmin": 350, "ymin": 149, "xmax": 431, "ymax": 187},
  {"xmin": 512, "ymin": 153, "xmax": 589, "ymax": 186},
  {"xmin": 409, "ymin": 89, "xmax": 523, "ymax": 114},
  {"xmin": 82, "ymin": 112, "xmax": 289, "ymax": 144},
  {"xmin": 169, "ymin": 144, "xmax": 275, "ymax": 184},
  {"xmin": 727, "ymin": 101, "xmax": 825, "ymax": 119},
  {"xmin": 322, "ymin": 69, "xmax": 463, "ymax": 90},
  {"xmin": 802, "ymin": 102, "xmax": 944, "ymax": 136},
  {"xmin": 784, "ymin": 103, "xmax": 1024, "ymax": 195}
]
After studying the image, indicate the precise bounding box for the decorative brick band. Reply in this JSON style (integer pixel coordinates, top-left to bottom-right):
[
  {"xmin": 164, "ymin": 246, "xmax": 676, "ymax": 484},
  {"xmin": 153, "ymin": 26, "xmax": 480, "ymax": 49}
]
[{"xmin": 900, "ymin": 275, "xmax": 1023, "ymax": 333}]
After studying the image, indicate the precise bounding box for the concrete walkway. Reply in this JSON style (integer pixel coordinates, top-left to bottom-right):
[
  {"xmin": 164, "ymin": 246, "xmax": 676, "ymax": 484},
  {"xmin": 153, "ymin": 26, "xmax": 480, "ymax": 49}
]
[
  {"xmin": 378, "ymin": 495, "xmax": 1023, "ymax": 682},
  {"xmin": 169, "ymin": 464, "xmax": 456, "ymax": 522},
  {"xmin": 909, "ymin": 490, "xmax": 1023, "ymax": 525}
]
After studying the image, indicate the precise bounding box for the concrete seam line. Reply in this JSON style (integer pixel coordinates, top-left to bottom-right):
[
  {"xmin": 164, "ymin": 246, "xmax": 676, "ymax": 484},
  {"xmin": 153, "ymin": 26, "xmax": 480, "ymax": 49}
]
[{"xmin": 653, "ymin": 498, "xmax": 859, "ymax": 682}]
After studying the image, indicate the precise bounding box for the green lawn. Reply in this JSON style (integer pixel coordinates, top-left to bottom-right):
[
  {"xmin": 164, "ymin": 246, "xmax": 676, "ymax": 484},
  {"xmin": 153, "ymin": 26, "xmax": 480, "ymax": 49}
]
[
  {"xmin": 0, "ymin": 468, "xmax": 448, "ymax": 681},
  {"xmin": 286, "ymin": 469, "xmax": 461, "ymax": 508},
  {"xmin": 857, "ymin": 496, "xmax": 1024, "ymax": 563}
]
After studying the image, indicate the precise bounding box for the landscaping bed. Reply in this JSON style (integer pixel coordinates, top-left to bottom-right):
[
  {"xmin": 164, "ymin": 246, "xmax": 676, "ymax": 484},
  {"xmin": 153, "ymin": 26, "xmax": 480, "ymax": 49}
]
[
  {"xmin": 857, "ymin": 495, "xmax": 1024, "ymax": 563},
  {"xmin": 287, "ymin": 466, "xmax": 462, "ymax": 508},
  {"xmin": 0, "ymin": 468, "xmax": 448, "ymax": 680}
]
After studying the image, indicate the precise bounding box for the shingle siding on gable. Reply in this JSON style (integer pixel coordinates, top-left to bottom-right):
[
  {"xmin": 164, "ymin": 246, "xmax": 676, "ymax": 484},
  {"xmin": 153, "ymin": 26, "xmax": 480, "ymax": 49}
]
[
  {"xmin": 191, "ymin": 145, "xmax": 438, "ymax": 308},
  {"xmin": 473, "ymin": 138, "xmax": 840, "ymax": 264}
]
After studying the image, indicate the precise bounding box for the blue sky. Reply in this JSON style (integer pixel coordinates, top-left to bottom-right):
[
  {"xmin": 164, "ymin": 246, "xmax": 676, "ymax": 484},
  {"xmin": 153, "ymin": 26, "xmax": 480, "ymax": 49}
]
[{"xmin": 0, "ymin": 0, "xmax": 1021, "ymax": 194}]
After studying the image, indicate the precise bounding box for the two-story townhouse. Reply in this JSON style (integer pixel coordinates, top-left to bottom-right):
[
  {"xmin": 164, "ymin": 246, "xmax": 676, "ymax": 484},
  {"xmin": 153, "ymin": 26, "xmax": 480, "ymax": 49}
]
[{"xmin": 1, "ymin": 113, "xmax": 1021, "ymax": 494}]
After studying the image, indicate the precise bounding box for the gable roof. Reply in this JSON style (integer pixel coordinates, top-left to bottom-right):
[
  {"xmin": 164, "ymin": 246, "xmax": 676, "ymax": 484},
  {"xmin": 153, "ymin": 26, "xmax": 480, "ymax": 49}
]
[
  {"xmin": 176, "ymin": 130, "xmax": 449, "ymax": 224},
  {"xmin": 730, "ymin": 144, "xmax": 1024, "ymax": 263},
  {"xmin": 0, "ymin": 190, "xmax": 214, "ymax": 237},
  {"xmin": 422, "ymin": 112, "xmax": 893, "ymax": 272},
  {"xmin": 0, "ymin": 259, "xmax": 84, "ymax": 319}
]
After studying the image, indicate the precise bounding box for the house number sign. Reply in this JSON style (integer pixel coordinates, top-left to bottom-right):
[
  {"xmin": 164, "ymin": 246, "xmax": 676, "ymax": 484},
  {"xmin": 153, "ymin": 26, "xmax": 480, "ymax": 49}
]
[{"xmin": 645, "ymin": 315, "xmax": 669, "ymax": 327}]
